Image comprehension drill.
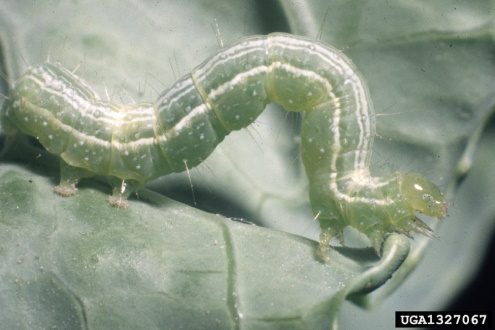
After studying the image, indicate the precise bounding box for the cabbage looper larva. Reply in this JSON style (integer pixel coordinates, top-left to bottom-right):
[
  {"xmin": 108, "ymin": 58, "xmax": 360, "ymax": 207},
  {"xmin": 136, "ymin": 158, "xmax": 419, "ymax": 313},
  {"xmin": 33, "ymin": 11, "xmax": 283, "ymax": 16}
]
[{"xmin": 1, "ymin": 33, "xmax": 447, "ymax": 259}]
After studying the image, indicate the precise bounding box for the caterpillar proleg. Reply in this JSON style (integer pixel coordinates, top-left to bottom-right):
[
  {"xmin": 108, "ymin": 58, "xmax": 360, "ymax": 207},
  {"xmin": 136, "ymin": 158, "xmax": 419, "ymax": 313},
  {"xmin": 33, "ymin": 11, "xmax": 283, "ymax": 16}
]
[{"xmin": 1, "ymin": 33, "xmax": 447, "ymax": 257}]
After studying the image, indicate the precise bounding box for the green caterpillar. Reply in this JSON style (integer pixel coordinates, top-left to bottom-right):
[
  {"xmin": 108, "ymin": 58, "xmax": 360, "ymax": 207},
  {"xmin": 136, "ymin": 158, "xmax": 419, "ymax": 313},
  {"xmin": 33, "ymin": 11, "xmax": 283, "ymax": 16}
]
[{"xmin": 0, "ymin": 33, "xmax": 447, "ymax": 258}]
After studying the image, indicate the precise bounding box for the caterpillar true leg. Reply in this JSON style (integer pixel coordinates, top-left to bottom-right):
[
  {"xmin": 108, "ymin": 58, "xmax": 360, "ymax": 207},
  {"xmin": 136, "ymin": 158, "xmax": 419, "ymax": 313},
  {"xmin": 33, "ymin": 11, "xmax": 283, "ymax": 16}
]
[{"xmin": 316, "ymin": 223, "xmax": 344, "ymax": 262}]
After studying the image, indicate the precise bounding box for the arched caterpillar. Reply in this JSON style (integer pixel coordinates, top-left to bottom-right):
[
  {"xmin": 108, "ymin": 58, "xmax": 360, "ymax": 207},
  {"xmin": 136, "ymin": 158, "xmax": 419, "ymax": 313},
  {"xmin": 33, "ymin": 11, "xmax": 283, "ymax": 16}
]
[{"xmin": 1, "ymin": 33, "xmax": 447, "ymax": 258}]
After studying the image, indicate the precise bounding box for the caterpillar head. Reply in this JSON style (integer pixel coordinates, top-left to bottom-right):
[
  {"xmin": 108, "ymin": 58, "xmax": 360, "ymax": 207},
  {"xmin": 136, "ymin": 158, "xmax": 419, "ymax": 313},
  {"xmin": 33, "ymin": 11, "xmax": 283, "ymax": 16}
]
[{"xmin": 399, "ymin": 172, "xmax": 447, "ymax": 219}]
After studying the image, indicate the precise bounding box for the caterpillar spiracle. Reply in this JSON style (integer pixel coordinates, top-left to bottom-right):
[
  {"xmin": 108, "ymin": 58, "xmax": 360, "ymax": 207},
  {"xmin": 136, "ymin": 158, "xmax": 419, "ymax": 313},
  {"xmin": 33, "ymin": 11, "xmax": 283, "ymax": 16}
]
[{"xmin": 1, "ymin": 33, "xmax": 447, "ymax": 258}]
